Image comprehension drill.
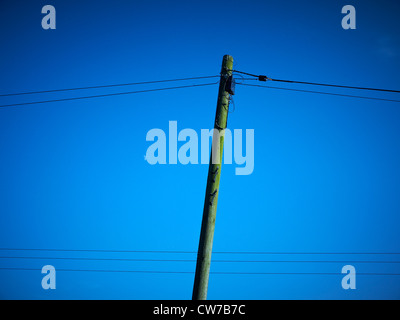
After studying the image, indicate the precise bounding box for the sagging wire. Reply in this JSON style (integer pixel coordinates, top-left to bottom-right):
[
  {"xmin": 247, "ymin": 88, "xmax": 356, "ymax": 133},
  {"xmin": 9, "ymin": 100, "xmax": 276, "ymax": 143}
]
[
  {"xmin": 233, "ymin": 73, "xmax": 245, "ymax": 85},
  {"xmin": 233, "ymin": 70, "xmax": 270, "ymax": 82}
]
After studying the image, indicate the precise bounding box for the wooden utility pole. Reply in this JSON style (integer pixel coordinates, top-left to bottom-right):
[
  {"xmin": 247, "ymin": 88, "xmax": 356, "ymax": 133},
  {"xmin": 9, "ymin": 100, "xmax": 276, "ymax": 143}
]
[{"xmin": 192, "ymin": 55, "xmax": 234, "ymax": 300}]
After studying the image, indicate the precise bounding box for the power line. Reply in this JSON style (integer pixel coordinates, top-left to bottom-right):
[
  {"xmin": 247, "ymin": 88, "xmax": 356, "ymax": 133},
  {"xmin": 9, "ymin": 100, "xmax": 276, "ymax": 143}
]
[
  {"xmin": 211, "ymin": 272, "xmax": 400, "ymax": 276},
  {"xmin": 237, "ymin": 83, "xmax": 400, "ymax": 103},
  {"xmin": 270, "ymin": 78, "xmax": 400, "ymax": 94},
  {"xmin": 0, "ymin": 75, "xmax": 220, "ymax": 97},
  {"xmin": 1, "ymin": 256, "xmax": 400, "ymax": 263},
  {"xmin": 0, "ymin": 248, "xmax": 196, "ymax": 254},
  {"xmin": 0, "ymin": 267, "xmax": 399, "ymax": 276},
  {"xmin": 0, "ymin": 267, "xmax": 193, "ymax": 274},
  {"xmin": 1, "ymin": 248, "xmax": 400, "ymax": 255},
  {"xmin": 0, "ymin": 82, "xmax": 218, "ymax": 108},
  {"xmin": 0, "ymin": 256, "xmax": 195, "ymax": 262},
  {"xmin": 232, "ymin": 70, "xmax": 261, "ymax": 78},
  {"xmin": 233, "ymin": 70, "xmax": 400, "ymax": 93}
]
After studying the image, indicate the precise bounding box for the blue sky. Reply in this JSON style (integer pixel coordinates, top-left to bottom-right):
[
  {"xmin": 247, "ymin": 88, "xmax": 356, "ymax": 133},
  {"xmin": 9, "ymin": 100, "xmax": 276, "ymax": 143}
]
[{"xmin": 0, "ymin": 0, "xmax": 400, "ymax": 299}]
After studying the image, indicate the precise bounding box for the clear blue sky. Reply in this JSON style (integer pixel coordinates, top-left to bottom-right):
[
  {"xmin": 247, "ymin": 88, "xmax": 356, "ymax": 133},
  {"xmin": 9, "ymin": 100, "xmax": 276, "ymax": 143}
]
[{"xmin": 1, "ymin": 0, "xmax": 400, "ymax": 299}]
